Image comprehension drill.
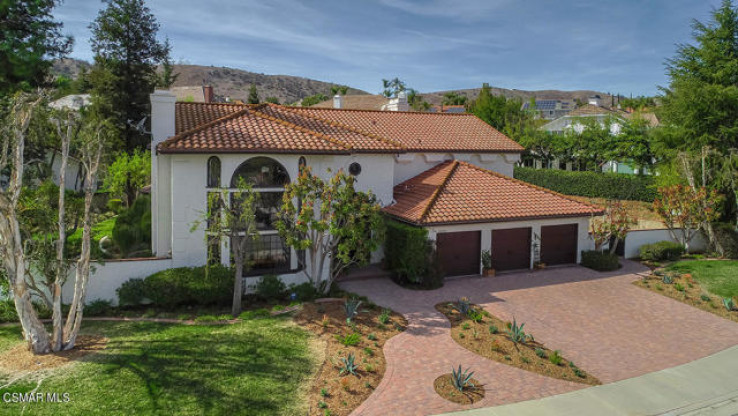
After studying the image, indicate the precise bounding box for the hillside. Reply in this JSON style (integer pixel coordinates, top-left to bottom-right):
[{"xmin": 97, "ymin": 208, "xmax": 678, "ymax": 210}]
[
  {"xmin": 52, "ymin": 59, "xmax": 368, "ymax": 105},
  {"xmin": 52, "ymin": 59, "xmax": 612, "ymax": 107}
]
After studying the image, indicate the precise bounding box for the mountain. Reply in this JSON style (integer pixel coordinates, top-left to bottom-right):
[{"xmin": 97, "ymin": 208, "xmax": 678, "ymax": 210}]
[
  {"xmin": 51, "ymin": 59, "xmax": 368, "ymax": 105},
  {"xmin": 419, "ymin": 87, "xmax": 615, "ymax": 107}
]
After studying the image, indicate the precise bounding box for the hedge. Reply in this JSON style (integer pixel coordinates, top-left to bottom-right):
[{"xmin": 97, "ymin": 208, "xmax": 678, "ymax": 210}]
[
  {"xmin": 581, "ymin": 250, "xmax": 620, "ymax": 271},
  {"xmin": 117, "ymin": 265, "xmax": 233, "ymax": 308},
  {"xmin": 384, "ymin": 220, "xmax": 443, "ymax": 289},
  {"xmin": 514, "ymin": 166, "xmax": 657, "ymax": 202},
  {"xmin": 639, "ymin": 241, "xmax": 686, "ymax": 261}
]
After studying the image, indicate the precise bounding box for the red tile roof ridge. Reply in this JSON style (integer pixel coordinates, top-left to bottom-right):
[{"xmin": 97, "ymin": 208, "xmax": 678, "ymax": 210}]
[
  {"xmin": 159, "ymin": 107, "xmax": 251, "ymax": 151},
  {"xmin": 272, "ymin": 103, "xmax": 407, "ymax": 151},
  {"xmin": 248, "ymin": 105, "xmax": 352, "ymax": 151},
  {"xmin": 298, "ymin": 105, "xmax": 480, "ymax": 116},
  {"xmin": 419, "ymin": 160, "xmax": 459, "ymax": 223},
  {"xmin": 456, "ymin": 161, "xmax": 605, "ymax": 214}
]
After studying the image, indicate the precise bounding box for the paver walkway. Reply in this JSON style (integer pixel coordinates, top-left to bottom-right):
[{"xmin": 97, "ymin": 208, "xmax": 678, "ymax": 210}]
[{"xmin": 340, "ymin": 260, "xmax": 738, "ymax": 416}]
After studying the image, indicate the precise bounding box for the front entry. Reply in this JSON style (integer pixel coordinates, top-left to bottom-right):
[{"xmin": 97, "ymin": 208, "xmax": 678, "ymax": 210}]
[
  {"xmin": 436, "ymin": 231, "xmax": 481, "ymax": 277},
  {"xmin": 540, "ymin": 224, "xmax": 578, "ymax": 265},
  {"xmin": 491, "ymin": 228, "xmax": 531, "ymax": 271}
]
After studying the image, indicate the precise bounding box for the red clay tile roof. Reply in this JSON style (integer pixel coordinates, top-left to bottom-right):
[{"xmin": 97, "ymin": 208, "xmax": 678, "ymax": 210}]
[
  {"xmin": 291, "ymin": 107, "xmax": 523, "ymax": 153},
  {"xmin": 567, "ymin": 104, "xmax": 621, "ymax": 117},
  {"xmin": 163, "ymin": 102, "xmax": 523, "ymax": 154},
  {"xmin": 384, "ymin": 161, "xmax": 603, "ymax": 225}
]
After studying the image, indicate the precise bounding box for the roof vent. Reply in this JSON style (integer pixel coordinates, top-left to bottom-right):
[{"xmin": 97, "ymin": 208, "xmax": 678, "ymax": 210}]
[{"xmin": 333, "ymin": 94, "xmax": 343, "ymax": 109}]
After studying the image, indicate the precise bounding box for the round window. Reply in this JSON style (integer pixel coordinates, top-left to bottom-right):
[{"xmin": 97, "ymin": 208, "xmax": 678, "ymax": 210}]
[{"xmin": 348, "ymin": 162, "xmax": 362, "ymax": 176}]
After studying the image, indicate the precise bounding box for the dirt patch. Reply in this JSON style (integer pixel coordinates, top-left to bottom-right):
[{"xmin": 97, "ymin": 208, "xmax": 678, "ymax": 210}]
[
  {"xmin": 436, "ymin": 302, "xmax": 600, "ymax": 386},
  {"xmin": 0, "ymin": 335, "xmax": 107, "ymax": 373},
  {"xmin": 294, "ymin": 300, "xmax": 407, "ymax": 416},
  {"xmin": 433, "ymin": 373, "xmax": 485, "ymax": 405},
  {"xmin": 634, "ymin": 271, "xmax": 738, "ymax": 323}
]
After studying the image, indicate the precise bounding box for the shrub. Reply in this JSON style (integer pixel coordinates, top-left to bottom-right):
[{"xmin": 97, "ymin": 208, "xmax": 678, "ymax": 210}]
[
  {"xmin": 514, "ymin": 166, "xmax": 657, "ymax": 201},
  {"xmin": 289, "ymin": 282, "xmax": 319, "ymax": 301},
  {"xmin": 468, "ymin": 310, "xmax": 484, "ymax": 323},
  {"xmin": 112, "ymin": 195, "xmax": 152, "ymax": 258},
  {"xmin": 137, "ymin": 265, "xmax": 233, "ymax": 308},
  {"xmin": 255, "ymin": 274, "xmax": 286, "ymax": 301},
  {"xmin": 700, "ymin": 294, "xmax": 711, "ymax": 302},
  {"xmin": 335, "ymin": 333, "xmax": 361, "ymax": 346},
  {"xmin": 85, "ymin": 300, "xmax": 114, "ymax": 317},
  {"xmin": 116, "ymin": 278, "xmax": 147, "ymax": 306},
  {"xmin": 367, "ymin": 333, "xmax": 377, "ymax": 341},
  {"xmin": 549, "ymin": 350, "xmax": 563, "ymax": 366},
  {"xmin": 488, "ymin": 325, "xmax": 498, "ymax": 334},
  {"xmin": 194, "ymin": 314, "xmax": 218, "ymax": 322},
  {"xmin": 239, "ymin": 308, "xmax": 271, "ymax": 320},
  {"xmin": 581, "ymin": 250, "xmax": 620, "ymax": 271},
  {"xmin": 713, "ymin": 223, "xmax": 738, "ymax": 259},
  {"xmin": 385, "ymin": 220, "xmax": 444, "ymax": 289},
  {"xmin": 378, "ymin": 308, "xmax": 390, "ymax": 324},
  {"xmin": 674, "ymin": 283, "xmax": 685, "ymax": 292},
  {"xmin": 640, "ymin": 241, "xmax": 685, "ymax": 261}
]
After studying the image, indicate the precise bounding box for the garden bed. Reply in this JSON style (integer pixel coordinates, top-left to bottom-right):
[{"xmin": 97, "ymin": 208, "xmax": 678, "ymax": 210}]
[
  {"xmin": 633, "ymin": 262, "xmax": 738, "ymax": 323},
  {"xmin": 294, "ymin": 300, "xmax": 406, "ymax": 416},
  {"xmin": 436, "ymin": 301, "xmax": 600, "ymax": 386},
  {"xmin": 433, "ymin": 373, "xmax": 484, "ymax": 405}
]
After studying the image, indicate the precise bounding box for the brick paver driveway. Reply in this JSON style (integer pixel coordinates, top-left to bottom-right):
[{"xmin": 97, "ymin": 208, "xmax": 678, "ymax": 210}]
[{"xmin": 339, "ymin": 260, "xmax": 738, "ymax": 416}]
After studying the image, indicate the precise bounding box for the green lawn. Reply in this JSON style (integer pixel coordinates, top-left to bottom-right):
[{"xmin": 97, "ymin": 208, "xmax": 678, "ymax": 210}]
[
  {"xmin": 0, "ymin": 317, "xmax": 316, "ymax": 415},
  {"xmin": 667, "ymin": 260, "xmax": 738, "ymax": 298}
]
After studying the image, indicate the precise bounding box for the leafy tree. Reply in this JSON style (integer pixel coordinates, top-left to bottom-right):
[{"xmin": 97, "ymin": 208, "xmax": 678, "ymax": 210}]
[
  {"xmin": 156, "ymin": 38, "xmax": 178, "ymax": 88},
  {"xmin": 590, "ymin": 201, "xmax": 635, "ymax": 253},
  {"xmin": 442, "ymin": 91, "xmax": 467, "ymax": 106},
  {"xmin": 614, "ymin": 116, "xmax": 656, "ymax": 173},
  {"xmin": 330, "ymin": 85, "xmax": 349, "ymax": 96},
  {"xmin": 653, "ymin": 185, "xmax": 723, "ymax": 251},
  {"xmin": 469, "ymin": 83, "xmax": 529, "ymax": 135},
  {"xmin": 247, "ymin": 85, "xmax": 260, "ymax": 104},
  {"xmin": 103, "ymin": 149, "xmax": 151, "ymax": 207},
  {"xmin": 301, "ymin": 93, "xmax": 328, "ymax": 107},
  {"xmin": 89, "ymin": 0, "xmax": 169, "ymax": 153},
  {"xmin": 620, "ymin": 96, "xmax": 656, "ymax": 111},
  {"xmin": 276, "ymin": 167, "xmax": 383, "ymax": 293},
  {"xmin": 194, "ymin": 179, "xmax": 258, "ymax": 315},
  {"xmin": 382, "ymin": 77, "xmax": 406, "ymax": 98},
  {"xmin": 406, "ymin": 88, "xmax": 431, "ymax": 112},
  {"xmin": 0, "ymin": 0, "xmax": 72, "ymax": 96},
  {"xmin": 562, "ymin": 116, "xmax": 619, "ymax": 172}
]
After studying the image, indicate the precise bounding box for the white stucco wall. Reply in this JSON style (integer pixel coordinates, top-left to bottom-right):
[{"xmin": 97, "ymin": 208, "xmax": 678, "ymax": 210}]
[
  {"xmin": 61, "ymin": 257, "xmax": 175, "ymax": 305},
  {"xmin": 393, "ymin": 152, "xmax": 520, "ymax": 185},
  {"xmin": 427, "ymin": 216, "xmax": 592, "ymax": 274},
  {"xmin": 622, "ymin": 229, "xmax": 708, "ymax": 259}
]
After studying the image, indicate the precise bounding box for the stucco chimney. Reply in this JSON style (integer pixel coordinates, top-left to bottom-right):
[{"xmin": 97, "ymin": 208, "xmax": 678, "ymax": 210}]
[
  {"xmin": 333, "ymin": 94, "xmax": 343, "ymax": 109},
  {"xmin": 384, "ymin": 90, "xmax": 410, "ymax": 112},
  {"xmin": 150, "ymin": 90, "xmax": 176, "ymax": 148}
]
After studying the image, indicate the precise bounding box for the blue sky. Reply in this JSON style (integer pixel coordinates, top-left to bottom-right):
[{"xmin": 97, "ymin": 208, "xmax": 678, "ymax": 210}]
[{"xmin": 55, "ymin": 0, "xmax": 720, "ymax": 96}]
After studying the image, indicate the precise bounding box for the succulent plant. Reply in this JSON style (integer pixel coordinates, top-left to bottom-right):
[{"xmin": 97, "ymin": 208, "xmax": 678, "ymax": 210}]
[
  {"xmin": 451, "ymin": 365, "xmax": 475, "ymax": 392},
  {"xmin": 344, "ymin": 298, "xmax": 363, "ymax": 323},
  {"xmin": 453, "ymin": 297, "xmax": 472, "ymax": 315},
  {"xmin": 723, "ymin": 297, "xmax": 735, "ymax": 311},
  {"xmin": 549, "ymin": 350, "xmax": 563, "ymax": 366},
  {"xmin": 535, "ymin": 348, "xmax": 546, "ymax": 358},
  {"xmin": 506, "ymin": 318, "xmax": 531, "ymax": 345},
  {"xmin": 378, "ymin": 308, "xmax": 391, "ymax": 324},
  {"xmin": 339, "ymin": 353, "xmax": 359, "ymax": 375},
  {"xmin": 661, "ymin": 274, "xmax": 673, "ymax": 284}
]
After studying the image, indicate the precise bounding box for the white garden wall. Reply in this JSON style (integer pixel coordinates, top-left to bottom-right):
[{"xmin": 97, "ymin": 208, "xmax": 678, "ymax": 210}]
[{"xmin": 622, "ymin": 229, "xmax": 708, "ymax": 259}]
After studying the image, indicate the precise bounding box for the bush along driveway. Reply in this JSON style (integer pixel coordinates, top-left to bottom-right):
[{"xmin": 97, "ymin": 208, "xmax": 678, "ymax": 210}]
[{"xmin": 339, "ymin": 260, "xmax": 738, "ymax": 416}]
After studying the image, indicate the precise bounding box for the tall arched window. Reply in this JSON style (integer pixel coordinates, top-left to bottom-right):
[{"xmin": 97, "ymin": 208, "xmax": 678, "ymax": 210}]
[
  {"xmin": 230, "ymin": 157, "xmax": 291, "ymax": 274},
  {"xmin": 207, "ymin": 156, "xmax": 221, "ymax": 188}
]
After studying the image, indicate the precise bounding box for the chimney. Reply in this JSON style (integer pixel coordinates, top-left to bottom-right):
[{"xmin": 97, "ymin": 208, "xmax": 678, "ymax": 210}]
[
  {"xmin": 203, "ymin": 85, "xmax": 214, "ymax": 103},
  {"xmin": 150, "ymin": 90, "xmax": 176, "ymax": 148},
  {"xmin": 333, "ymin": 94, "xmax": 343, "ymax": 109},
  {"xmin": 384, "ymin": 90, "xmax": 410, "ymax": 111}
]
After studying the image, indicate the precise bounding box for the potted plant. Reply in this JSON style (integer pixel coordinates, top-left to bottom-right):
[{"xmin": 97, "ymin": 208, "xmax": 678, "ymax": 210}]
[{"xmin": 481, "ymin": 250, "xmax": 495, "ymax": 277}]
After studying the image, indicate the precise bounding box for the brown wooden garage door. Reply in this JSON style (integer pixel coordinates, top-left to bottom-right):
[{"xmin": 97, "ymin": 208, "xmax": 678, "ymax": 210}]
[
  {"xmin": 491, "ymin": 228, "xmax": 531, "ymax": 271},
  {"xmin": 541, "ymin": 224, "xmax": 578, "ymax": 266},
  {"xmin": 436, "ymin": 231, "xmax": 481, "ymax": 277}
]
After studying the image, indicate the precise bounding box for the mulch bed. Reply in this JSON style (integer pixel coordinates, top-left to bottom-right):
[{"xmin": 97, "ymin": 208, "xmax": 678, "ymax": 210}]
[
  {"xmin": 0, "ymin": 335, "xmax": 107, "ymax": 373},
  {"xmin": 436, "ymin": 302, "xmax": 600, "ymax": 386},
  {"xmin": 634, "ymin": 271, "xmax": 738, "ymax": 323},
  {"xmin": 294, "ymin": 300, "xmax": 407, "ymax": 416},
  {"xmin": 433, "ymin": 373, "xmax": 485, "ymax": 405}
]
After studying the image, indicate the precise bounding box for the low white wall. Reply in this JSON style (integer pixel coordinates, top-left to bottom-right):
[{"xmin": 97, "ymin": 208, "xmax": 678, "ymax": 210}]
[
  {"xmin": 62, "ymin": 257, "xmax": 174, "ymax": 305},
  {"xmin": 623, "ymin": 229, "xmax": 707, "ymax": 259}
]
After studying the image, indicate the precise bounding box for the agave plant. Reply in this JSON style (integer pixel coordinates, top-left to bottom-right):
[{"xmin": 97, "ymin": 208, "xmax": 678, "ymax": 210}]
[
  {"xmin": 661, "ymin": 274, "xmax": 673, "ymax": 284},
  {"xmin": 339, "ymin": 353, "xmax": 359, "ymax": 375},
  {"xmin": 344, "ymin": 298, "xmax": 363, "ymax": 323},
  {"xmin": 506, "ymin": 318, "xmax": 531, "ymax": 345},
  {"xmin": 453, "ymin": 297, "xmax": 472, "ymax": 315},
  {"xmin": 451, "ymin": 365, "xmax": 475, "ymax": 392},
  {"xmin": 723, "ymin": 297, "xmax": 735, "ymax": 311}
]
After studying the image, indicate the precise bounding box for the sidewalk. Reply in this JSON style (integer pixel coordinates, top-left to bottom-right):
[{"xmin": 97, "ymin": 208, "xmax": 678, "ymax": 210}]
[{"xmin": 439, "ymin": 345, "xmax": 738, "ymax": 416}]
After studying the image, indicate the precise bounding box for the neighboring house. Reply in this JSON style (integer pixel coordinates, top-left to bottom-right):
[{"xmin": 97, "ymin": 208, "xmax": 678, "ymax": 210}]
[
  {"xmin": 537, "ymin": 95, "xmax": 658, "ymax": 174},
  {"xmin": 150, "ymin": 89, "xmax": 601, "ymax": 286},
  {"xmin": 171, "ymin": 85, "xmax": 217, "ymax": 103},
  {"xmin": 429, "ymin": 104, "xmax": 467, "ymax": 114},
  {"xmin": 313, "ymin": 94, "xmax": 390, "ymax": 110},
  {"xmin": 521, "ymin": 99, "xmax": 576, "ymax": 120}
]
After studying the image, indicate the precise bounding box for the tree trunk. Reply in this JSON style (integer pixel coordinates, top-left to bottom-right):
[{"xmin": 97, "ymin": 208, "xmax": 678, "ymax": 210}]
[
  {"xmin": 13, "ymin": 277, "xmax": 51, "ymax": 354},
  {"xmin": 232, "ymin": 257, "xmax": 243, "ymax": 316}
]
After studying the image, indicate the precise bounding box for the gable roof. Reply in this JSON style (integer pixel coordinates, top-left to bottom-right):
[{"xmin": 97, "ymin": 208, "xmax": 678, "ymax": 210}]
[
  {"xmin": 566, "ymin": 104, "xmax": 621, "ymax": 117},
  {"xmin": 384, "ymin": 161, "xmax": 603, "ymax": 225},
  {"xmin": 161, "ymin": 102, "xmax": 524, "ymax": 154}
]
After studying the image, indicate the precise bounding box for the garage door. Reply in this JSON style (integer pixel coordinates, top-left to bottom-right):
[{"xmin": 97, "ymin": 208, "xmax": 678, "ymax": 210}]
[
  {"xmin": 436, "ymin": 231, "xmax": 481, "ymax": 277},
  {"xmin": 491, "ymin": 228, "xmax": 531, "ymax": 271},
  {"xmin": 541, "ymin": 224, "xmax": 578, "ymax": 266}
]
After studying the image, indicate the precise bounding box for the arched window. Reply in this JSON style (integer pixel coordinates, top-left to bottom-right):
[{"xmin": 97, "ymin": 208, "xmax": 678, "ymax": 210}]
[
  {"xmin": 230, "ymin": 157, "xmax": 292, "ymax": 275},
  {"xmin": 207, "ymin": 156, "xmax": 221, "ymax": 188}
]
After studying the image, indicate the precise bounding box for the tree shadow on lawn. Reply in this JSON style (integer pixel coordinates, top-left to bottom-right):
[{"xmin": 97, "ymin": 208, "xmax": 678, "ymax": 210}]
[{"xmin": 92, "ymin": 320, "xmax": 313, "ymax": 415}]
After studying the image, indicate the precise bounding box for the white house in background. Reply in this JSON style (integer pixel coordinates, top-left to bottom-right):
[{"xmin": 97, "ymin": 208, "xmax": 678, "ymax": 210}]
[{"xmin": 149, "ymin": 89, "xmax": 601, "ymax": 289}]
